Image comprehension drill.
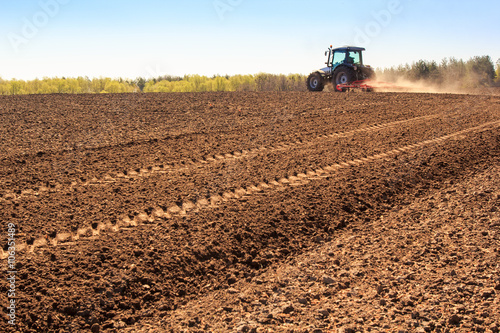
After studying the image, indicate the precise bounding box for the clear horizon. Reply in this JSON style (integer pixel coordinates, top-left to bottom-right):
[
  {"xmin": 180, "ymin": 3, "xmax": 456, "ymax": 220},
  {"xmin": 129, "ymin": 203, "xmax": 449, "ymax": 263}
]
[{"xmin": 1, "ymin": 0, "xmax": 499, "ymax": 81}]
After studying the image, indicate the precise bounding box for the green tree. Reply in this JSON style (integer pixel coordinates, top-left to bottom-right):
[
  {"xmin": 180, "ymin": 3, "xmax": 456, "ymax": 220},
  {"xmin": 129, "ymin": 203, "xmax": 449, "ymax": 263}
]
[
  {"xmin": 91, "ymin": 77, "xmax": 110, "ymax": 93},
  {"xmin": 410, "ymin": 60, "xmax": 431, "ymax": 80},
  {"xmin": 56, "ymin": 78, "xmax": 69, "ymax": 93},
  {"xmin": 135, "ymin": 77, "xmax": 147, "ymax": 92},
  {"xmin": 77, "ymin": 77, "xmax": 92, "ymax": 93},
  {"xmin": 213, "ymin": 76, "xmax": 228, "ymax": 91},
  {"xmin": 466, "ymin": 55, "xmax": 495, "ymax": 86},
  {"xmin": 66, "ymin": 78, "xmax": 81, "ymax": 94},
  {"xmin": 442, "ymin": 57, "xmax": 466, "ymax": 84},
  {"xmin": 104, "ymin": 81, "xmax": 122, "ymax": 93},
  {"xmin": 10, "ymin": 80, "xmax": 23, "ymax": 95},
  {"xmin": 0, "ymin": 78, "xmax": 11, "ymax": 95},
  {"xmin": 495, "ymin": 59, "xmax": 500, "ymax": 83}
]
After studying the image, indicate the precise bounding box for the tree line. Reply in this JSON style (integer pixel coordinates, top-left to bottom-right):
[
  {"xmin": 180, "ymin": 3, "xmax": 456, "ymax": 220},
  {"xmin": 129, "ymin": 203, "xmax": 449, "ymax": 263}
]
[
  {"xmin": 0, "ymin": 74, "xmax": 308, "ymax": 95},
  {"xmin": 0, "ymin": 77, "xmax": 137, "ymax": 95},
  {"xmin": 0, "ymin": 56, "xmax": 498, "ymax": 95},
  {"xmin": 143, "ymin": 73, "xmax": 307, "ymax": 92},
  {"xmin": 379, "ymin": 56, "xmax": 499, "ymax": 88}
]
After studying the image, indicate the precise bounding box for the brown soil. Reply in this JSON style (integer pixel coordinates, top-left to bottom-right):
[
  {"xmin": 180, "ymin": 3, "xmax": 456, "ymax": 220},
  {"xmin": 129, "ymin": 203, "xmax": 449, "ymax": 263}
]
[{"xmin": 0, "ymin": 91, "xmax": 499, "ymax": 332}]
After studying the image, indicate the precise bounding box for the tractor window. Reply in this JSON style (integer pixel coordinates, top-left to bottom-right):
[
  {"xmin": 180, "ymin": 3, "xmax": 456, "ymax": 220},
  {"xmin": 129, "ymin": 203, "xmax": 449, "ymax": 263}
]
[
  {"xmin": 347, "ymin": 51, "xmax": 361, "ymax": 65},
  {"xmin": 332, "ymin": 51, "xmax": 347, "ymax": 66}
]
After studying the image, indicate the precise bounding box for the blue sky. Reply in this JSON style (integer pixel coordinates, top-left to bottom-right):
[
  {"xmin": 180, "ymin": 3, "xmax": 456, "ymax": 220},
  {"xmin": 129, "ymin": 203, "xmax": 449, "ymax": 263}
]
[{"xmin": 1, "ymin": 0, "xmax": 499, "ymax": 80}]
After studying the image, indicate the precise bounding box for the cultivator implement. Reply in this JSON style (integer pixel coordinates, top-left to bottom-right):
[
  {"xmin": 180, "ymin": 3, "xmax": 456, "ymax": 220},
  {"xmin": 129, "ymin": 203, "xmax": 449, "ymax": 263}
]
[
  {"xmin": 336, "ymin": 79, "xmax": 373, "ymax": 92},
  {"xmin": 336, "ymin": 79, "xmax": 399, "ymax": 92}
]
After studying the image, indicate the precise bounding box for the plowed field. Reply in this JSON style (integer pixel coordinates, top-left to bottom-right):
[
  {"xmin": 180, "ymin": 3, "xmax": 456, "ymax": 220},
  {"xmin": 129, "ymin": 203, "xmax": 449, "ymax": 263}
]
[{"xmin": 1, "ymin": 92, "xmax": 499, "ymax": 332}]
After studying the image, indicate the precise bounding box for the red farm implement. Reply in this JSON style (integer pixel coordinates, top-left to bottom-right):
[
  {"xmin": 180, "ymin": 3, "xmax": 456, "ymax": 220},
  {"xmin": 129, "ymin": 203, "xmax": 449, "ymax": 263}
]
[{"xmin": 335, "ymin": 79, "xmax": 399, "ymax": 92}]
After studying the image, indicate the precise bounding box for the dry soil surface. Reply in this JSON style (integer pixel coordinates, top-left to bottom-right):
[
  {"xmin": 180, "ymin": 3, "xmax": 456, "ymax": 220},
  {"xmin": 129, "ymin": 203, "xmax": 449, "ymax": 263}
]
[{"xmin": 0, "ymin": 91, "xmax": 499, "ymax": 333}]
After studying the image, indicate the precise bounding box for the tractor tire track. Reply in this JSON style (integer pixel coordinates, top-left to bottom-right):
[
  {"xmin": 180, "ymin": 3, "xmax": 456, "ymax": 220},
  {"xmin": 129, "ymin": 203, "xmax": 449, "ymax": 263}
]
[
  {"xmin": 0, "ymin": 112, "xmax": 453, "ymax": 202},
  {"xmin": 5, "ymin": 119, "xmax": 498, "ymax": 259}
]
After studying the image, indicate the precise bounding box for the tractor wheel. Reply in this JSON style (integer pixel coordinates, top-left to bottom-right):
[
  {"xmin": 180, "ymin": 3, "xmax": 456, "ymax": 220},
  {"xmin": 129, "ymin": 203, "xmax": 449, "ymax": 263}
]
[
  {"xmin": 333, "ymin": 66, "xmax": 356, "ymax": 92},
  {"xmin": 306, "ymin": 72, "xmax": 324, "ymax": 92}
]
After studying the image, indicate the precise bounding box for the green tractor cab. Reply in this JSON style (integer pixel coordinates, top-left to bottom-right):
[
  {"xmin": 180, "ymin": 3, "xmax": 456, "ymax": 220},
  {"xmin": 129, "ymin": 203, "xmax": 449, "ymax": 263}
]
[{"xmin": 307, "ymin": 45, "xmax": 375, "ymax": 92}]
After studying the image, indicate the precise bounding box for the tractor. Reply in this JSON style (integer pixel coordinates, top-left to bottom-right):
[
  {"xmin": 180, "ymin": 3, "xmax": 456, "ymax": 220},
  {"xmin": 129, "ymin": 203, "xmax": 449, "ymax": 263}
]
[{"xmin": 306, "ymin": 45, "xmax": 375, "ymax": 92}]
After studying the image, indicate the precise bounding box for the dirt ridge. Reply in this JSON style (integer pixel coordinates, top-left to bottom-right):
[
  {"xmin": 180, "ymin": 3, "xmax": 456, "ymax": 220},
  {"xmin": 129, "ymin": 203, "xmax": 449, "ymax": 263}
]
[{"xmin": 3, "ymin": 119, "xmax": 498, "ymax": 261}]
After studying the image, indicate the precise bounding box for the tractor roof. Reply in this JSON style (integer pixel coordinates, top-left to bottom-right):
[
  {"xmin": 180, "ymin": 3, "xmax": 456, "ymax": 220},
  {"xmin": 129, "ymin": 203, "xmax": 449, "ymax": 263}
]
[{"xmin": 332, "ymin": 46, "xmax": 366, "ymax": 52}]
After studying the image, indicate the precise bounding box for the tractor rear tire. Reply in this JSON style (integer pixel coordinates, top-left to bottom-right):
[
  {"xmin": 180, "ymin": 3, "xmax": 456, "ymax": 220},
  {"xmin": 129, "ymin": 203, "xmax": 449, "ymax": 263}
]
[
  {"xmin": 306, "ymin": 72, "xmax": 324, "ymax": 92},
  {"xmin": 333, "ymin": 66, "xmax": 356, "ymax": 92}
]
